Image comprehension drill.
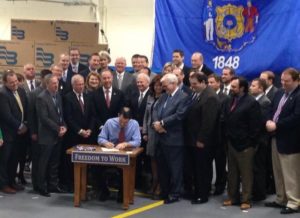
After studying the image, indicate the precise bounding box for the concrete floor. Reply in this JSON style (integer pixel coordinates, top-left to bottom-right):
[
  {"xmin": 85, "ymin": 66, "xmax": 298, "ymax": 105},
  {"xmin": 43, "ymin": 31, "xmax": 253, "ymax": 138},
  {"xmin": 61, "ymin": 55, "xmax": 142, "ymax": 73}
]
[{"xmin": 0, "ymin": 184, "xmax": 299, "ymax": 218}]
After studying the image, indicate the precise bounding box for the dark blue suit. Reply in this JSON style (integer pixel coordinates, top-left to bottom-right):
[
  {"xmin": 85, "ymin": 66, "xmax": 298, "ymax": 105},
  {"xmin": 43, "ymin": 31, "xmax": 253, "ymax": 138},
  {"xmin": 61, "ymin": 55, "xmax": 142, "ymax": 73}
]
[{"xmin": 153, "ymin": 88, "xmax": 190, "ymax": 198}]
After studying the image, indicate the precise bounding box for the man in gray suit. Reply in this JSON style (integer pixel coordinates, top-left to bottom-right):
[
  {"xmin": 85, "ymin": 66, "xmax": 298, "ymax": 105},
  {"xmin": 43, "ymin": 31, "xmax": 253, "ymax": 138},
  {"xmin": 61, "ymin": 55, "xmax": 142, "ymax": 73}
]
[
  {"xmin": 113, "ymin": 57, "xmax": 135, "ymax": 92},
  {"xmin": 153, "ymin": 73, "xmax": 190, "ymax": 204},
  {"xmin": 36, "ymin": 75, "xmax": 67, "ymax": 197},
  {"xmin": 250, "ymin": 78, "xmax": 271, "ymax": 201}
]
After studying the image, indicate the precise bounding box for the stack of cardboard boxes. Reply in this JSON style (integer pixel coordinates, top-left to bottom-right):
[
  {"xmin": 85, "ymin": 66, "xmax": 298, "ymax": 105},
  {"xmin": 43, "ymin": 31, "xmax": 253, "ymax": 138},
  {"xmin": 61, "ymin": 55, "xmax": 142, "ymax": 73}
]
[{"xmin": 0, "ymin": 19, "xmax": 108, "ymax": 74}]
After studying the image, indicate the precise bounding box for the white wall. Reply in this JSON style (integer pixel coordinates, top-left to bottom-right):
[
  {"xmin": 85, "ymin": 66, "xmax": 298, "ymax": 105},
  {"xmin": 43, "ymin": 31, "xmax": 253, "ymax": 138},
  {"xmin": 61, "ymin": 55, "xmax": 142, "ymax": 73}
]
[
  {"xmin": 103, "ymin": 0, "xmax": 154, "ymax": 66},
  {"xmin": 0, "ymin": 0, "xmax": 155, "ymax": 67}
]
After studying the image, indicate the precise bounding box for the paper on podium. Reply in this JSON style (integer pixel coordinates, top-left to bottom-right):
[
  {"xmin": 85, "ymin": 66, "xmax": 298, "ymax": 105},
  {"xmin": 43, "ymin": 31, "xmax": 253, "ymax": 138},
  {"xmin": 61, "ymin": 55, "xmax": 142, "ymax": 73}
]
[{"xmin": 102, "ymin": 147, "xmax": 119, "ymax": 152}]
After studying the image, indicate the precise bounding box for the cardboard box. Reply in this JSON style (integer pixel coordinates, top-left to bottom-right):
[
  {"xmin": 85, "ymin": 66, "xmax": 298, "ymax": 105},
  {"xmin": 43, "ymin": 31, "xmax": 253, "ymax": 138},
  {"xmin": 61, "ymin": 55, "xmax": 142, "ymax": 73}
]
[
  {"xmin": 11, "ymin": 19, "xmax": 55, "ymax": 41},
  {"xmin": 0, "ymin": 40, "xmax": 34, "ymax": 67},
  {"xmin": 34, "ymin": 41, "xmax": 70, "ymax": 68},
  {"xmin": 55, "ymin": 21, "xmax": 99, "ymax": 43},
  {"xmin": 71, "ymin": 43, "xmax": 108, "ymax": 65},
  {"xmin": 0, "ymin": 65, "xmax": 24, "ymax": 74}
]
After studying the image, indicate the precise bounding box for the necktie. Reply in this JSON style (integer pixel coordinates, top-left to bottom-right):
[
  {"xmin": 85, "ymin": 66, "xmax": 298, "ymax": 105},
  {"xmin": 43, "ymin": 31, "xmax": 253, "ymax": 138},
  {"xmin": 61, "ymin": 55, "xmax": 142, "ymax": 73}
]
[
  {"xmin": 138, "ymin": 92, "xmax": 143, "ymax": 107},
  {"xmin": 118, "ymin": 127, "xmax": 125, "ymax": 143},
  {"xmin": 223, "ymin": 87, "xmax": 228, "ymax": 95},
  {"xmin": 53, "ymin": 95, "xmax": 62, "ymax": 124},
  {"xmin": 62, "ymin": 71, "xmax": 67, "ymax": 82},
  {"xmin": 78, "ymin": 94, "xmax": 84, "ymax": 113},
  {"xmin": 14, "ymin": 91, "xmax": 24, "ymax": 122},
  {"xmin": 273, "ymin": 93, "xmax": 289, "ymax": 122},
  {"xmin": 105, "ymin": 89, "xmax": 110, "ymax": 108},
  {"xmin": 117, "ymin": 74, "xmax": 122, "ymax": 89},
  {"xmin": 30, "ymin": 80, "xmax": 35, "ymax": 91},
  {"xmin": 72, "ymin": 65, "xmax": 77, "ymax": 73},
  {"xmin": 161, "ymin": 95, "xmax": 171, "ymax": 117},
  {"xmin": 230, "ymin": 97, "xmax": 237, "ymax": 112}
]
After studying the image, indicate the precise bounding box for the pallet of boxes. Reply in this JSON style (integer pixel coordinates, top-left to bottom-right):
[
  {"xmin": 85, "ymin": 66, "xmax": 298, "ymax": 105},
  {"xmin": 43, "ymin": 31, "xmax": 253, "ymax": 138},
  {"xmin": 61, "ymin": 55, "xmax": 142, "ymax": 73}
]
[{"xmin": 0, "ymin": 19, "xmax": 108, "ymax": 78}]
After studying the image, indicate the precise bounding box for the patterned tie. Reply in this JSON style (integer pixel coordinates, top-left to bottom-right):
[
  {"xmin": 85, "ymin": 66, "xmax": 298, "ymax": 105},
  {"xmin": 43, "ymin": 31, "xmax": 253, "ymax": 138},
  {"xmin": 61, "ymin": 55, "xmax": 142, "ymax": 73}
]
[
  {"xmin": 14, "ymin": 91, "xmax": 24, "ymax": 122},
  {"xmin": 118, "ymin": 127, "xmax": 125, "ymax": 143},
  {"xmin": 72, "ymin": 65, "xmax": 78, "ymax": 73},
  {"xmin": 78, "ymin": 94, "xmax": 84, "ymax": 113},
  {"xmin": 223, "ymin": 87, "xmax": 228, "ymax": 95},
  {"xmin": 117, "ymin": 74, "xmax": 122, "ymax": 89},
  {"xmin": 273, "ymin": 93, "xmax": 289, "ymax": 122},
  {"xmin": 138, "ymin": 92, "xmax": 143, "ymax": 107},
  {"xmin": 30, "ymin": 80, "xmax": 35, "ymax": 91},
  {"xmin": 105, "ymin": 89, "xmax": 110, "ymax": 108},
  {"xmin": 52, "ymin": 94, "xmax": 63, "ymax": 124}
]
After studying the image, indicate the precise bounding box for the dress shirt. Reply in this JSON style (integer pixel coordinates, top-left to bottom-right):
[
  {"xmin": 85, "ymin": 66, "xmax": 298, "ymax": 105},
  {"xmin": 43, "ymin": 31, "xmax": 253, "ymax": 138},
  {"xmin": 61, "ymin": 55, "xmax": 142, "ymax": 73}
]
[
  {"xmin": 223, "ymin": 84, "xmax": 231, "ymax": 95},
  {"xmin": 255, "ymin": 93, "xmax": 264, "ymax": 101},
  {"xmin": 71, "ymin": 63, "xmax": 79, "ymax": 73},
  {"xmin": 98, "ymin": 117, "xmax": 141, "ymax": 147},
  {"xmin": 26, "ymin": 79, "xmax": 36, "ymax": 91},
  {"xmin": 102, "ymin": 86, "xmax": 112, "ymax": 100}
]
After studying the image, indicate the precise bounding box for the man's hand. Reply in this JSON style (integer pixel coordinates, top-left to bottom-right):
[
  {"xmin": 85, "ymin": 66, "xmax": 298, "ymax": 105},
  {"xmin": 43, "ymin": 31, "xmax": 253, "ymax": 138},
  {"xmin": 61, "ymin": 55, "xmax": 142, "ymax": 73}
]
[
  {"xmin": 115, "ymin": 142, "xmax": 128, "ymax": 150},
  {"xmin": 104, "ymin": 142, "xmax": 115, "ymax": 148},
  {"xmin": 196, "ymin": 141, "xmax": 205, "ymax": 148},
  {"xmin": 266, "ymin": 120, "xmax": 276, "ymax": 132},
  {"xmin": 153, "ymin": 121, "xmax": 167, "ymax": 133},
  {"xmin": 59, "ymin": 126, "xmax": 67, "ymax": 137},
  {"xmin": 18, "ymin": 125, "xmax": 28, "ymax": 135},
  {"xmin": 31, "ymin": 134, "xmax": 38, "ymax": 141},
  {"xmin": 143, "ymin": 135, "xmax": 148, "ymax": 141}
]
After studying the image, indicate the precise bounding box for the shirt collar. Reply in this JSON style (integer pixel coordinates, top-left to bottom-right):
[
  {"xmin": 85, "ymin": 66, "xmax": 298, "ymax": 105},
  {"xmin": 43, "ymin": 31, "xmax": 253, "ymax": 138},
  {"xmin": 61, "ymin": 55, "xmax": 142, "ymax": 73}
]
[
  {"xmin": 255, "ymin": 93, "xmax": 264, "ymax": 101},
  {"xmin": 216, "ymin": 89, "xmax": 221, "ymax": 94},
  {"xmin": 170, "ymin": 87, "xmax": 179, "ymax": 97},
  {"xmin": 140, "ymin": 87, "xmax": 149, "ymax": 95},
  {"xmin": 265, "ymin": 85, "xmax": 273, "ymax": 94},
  {"xmin": 103, "ymin": 86, "xmax": 112, "ymax": 93}
]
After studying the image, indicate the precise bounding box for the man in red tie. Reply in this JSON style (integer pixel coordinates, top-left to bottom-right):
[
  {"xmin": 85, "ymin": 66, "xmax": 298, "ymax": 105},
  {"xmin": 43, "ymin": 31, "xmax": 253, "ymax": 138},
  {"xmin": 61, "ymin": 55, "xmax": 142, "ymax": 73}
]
[
  {"xmin": 97, "ymin": 107, "xmax": 141, "ymax": 201},
  {"xmin": 222, "ymin": 76, "xmax": 261, "ymax": 210}
]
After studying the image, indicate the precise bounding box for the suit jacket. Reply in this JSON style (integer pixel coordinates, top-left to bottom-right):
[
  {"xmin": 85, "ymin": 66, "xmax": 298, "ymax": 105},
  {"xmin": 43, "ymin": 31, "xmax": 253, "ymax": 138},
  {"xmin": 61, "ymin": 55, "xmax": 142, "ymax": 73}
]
[
  {"xmin": 185, "ymin": 87, "xmax": 220, "ymax": 147},
  {"xmin": 270, "ymin": 86, "xmax": 300, "ymax": 154},
  {"xmin": 180, "ymin": 84, "xmax": 193, "ymax": 96},
  {"xmin": 224, "ymin": 94, "xmax": 261, "ymax": 151},
  {"xmin": 21, "ymin": 79, "xmax": 41, "ymax": 94},
  {"xmin": 153, "ymin": 89, "xmax": 190, "ymax": 146},
  {"xmin": 79, "ymin": 68, "xmax": 101, "ymax": 80},
  {"xmin": 0, "ymin": 86, "xmax": 28, "ymax": 142},
  {"xmin": 68, "ymin": 63, "xmax": 88, "ymax": 75},
  {"xmin": 36, "ymin": 90, "xmax": 66, "ymax": 145},
  {"xmin": 112, "ymin": 72, "xmax": 135, "ymax": 92},
  {"xmin": 257, "ymin": 94, "xmax": 271, "ymax": 144},
  {"xmin": 266, "ymin": 85, "xmax": 278, "ymax": 102},
  {"xmin": 182, "ymin": 64, "xmax": 191, "ymax": 86},
  {"xmin": 27, "ymin": 86, "xmax": 44, "ymax": 135},
  {"xmin": 125, "ymin": 87, "xmax": 150, "ymax": 126},
  {"xmin": 201, "ymin": 64, "xmax": 214, "ymax": 76},
  {"xmin": 64, "ymin": 91, "xmax": 95, "ymax": 145},
  {"xmin": 91, "ymin": 87, "xmax": 125, "ymax": 129}
]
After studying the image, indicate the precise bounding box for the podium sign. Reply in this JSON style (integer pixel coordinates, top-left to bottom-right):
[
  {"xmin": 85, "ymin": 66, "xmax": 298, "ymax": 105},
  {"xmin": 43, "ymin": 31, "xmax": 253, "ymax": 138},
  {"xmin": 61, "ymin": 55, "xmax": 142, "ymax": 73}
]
[{"xmin": 72, "ymin": 151, "xmax": 130, "ymax": 165}]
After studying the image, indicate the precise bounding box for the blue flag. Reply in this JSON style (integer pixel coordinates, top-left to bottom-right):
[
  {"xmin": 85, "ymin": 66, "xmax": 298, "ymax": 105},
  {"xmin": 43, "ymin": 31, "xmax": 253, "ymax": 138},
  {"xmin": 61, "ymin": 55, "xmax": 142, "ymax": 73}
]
[{"xmin": 153, "ymin": 0, "xmax": 300, "ymax": 79}]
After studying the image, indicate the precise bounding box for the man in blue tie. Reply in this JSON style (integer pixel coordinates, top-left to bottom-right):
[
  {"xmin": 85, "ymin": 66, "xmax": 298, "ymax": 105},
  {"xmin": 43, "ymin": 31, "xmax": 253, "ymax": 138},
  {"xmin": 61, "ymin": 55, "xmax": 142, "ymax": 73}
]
[{"xmin": 152, "ymin": 73, "xmax": 190, "ymax": 204}]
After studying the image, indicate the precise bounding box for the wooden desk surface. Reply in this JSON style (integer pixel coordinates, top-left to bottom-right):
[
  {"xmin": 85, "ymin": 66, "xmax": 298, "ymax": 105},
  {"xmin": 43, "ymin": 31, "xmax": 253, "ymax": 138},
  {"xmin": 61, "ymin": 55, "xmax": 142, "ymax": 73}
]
[{"xmin": 66, "ymin": 144, "xmax": 143, "ymax": 158}]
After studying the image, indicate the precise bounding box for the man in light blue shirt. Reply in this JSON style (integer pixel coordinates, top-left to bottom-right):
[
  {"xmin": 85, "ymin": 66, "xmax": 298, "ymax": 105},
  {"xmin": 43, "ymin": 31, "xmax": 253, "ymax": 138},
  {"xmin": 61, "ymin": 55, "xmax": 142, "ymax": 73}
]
[
  {"xmin": 98, "ymin": 107, "xmax": 141, "ymax": 150},
  {"xmin": 96, "ymin": 107, "xmax": 141, "ymax": 202}
]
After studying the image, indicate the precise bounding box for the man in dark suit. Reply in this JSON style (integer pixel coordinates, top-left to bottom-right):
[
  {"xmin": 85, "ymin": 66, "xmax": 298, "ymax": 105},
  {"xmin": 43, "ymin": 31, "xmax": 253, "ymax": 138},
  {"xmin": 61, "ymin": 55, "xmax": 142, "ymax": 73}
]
[
  {"xmin": 208, "ymin": 74, "xmax": 229, "ymax": 195},
  {"xmin": 22, "ymin": 63, "xmax": 41, "ymax": 93},
  {"xmin": 0, "ymin": 70, "xmax": 28, "ymax": 193},
  {"xmin": 172, "ymin": 49, "xmax": 191, "ymax": 86},
  {"xmin": 265, "ymin": 68, "xmax": 300, "ymax": 214},
  {"xmin": 79, "ymin": 53, "xmax": 101, "ymax": 79},
  {"xmin": 130, "ymin": 54, "xmax": 142, "ymax": 74},
  {"xmin": 112, "ymin": 57, "xmax": 135, "ymax": 92},
  {"xmin": 249, "ymin": 78, "xmax": 271, "ymax": 201},
  {"xmin": 153, "ymin": 73, "xmax": 190, "ymax": 204},
  {"xmin": 191, "ymin": 52, "xmax": 214, "ymax": 76},
  {"xmin": 27, "ymin": 69, "xmax": 52, "ymax": 191},
  {"xmin": 125, "ymin": 73, "xmax": 151, "ymax": 190},
  {"xmin": 62, "ymin": 74, "xmax": 95, "ymax": 191},
  {"xmin": 260, "ymin": 70, "xmax": 278, "ymax": 194},
  {"xmin": 223, "ymin": 76, "xmax": 261, "ymax": 210},
  {"xmin": 59, "ymin": 53, "xmax": 74, "ymax": 95},
  {"xmin": 50, "ymin": 64, "xmax": 65, "ymax": 95},
  {"xmin": 221, "ymin": 67, "xmax": 236, "ymax": 95},
  {"xmin": 260, "ymin": 71, "xmax": 279, "ymax": 102},
  {"xmin": 92, "ymin": 69, "xmax": 125, "ymax": 133},
  {"xmin": 68, "ymin": 47, "xmax": 88, "ymax": 75},
  {"xmin": 36, "ymin": 74, "xmax": 67, "ymax": 197},
  {"xmin": 186, "ymin": 73, "xmax": 220, "ymax": 204}
]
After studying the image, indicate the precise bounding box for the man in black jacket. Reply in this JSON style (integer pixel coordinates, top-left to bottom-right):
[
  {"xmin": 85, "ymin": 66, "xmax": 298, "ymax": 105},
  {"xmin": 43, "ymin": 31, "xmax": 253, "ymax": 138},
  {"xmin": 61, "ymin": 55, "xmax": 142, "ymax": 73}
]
[{"xmin": 223, "ymin": 76, "xmax": 261, "ymax": 210}]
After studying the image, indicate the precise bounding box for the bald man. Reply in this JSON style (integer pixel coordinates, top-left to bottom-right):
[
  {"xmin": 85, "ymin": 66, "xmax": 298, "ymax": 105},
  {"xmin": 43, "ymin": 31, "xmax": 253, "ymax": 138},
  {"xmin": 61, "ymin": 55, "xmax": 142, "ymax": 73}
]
[
  {"xmin": 22, "ymin": 63, "xmax": 40, "ymax": 94},
  {"xmin": 191, "ymin": 52, "xmax": 214, "ymax": 76}
]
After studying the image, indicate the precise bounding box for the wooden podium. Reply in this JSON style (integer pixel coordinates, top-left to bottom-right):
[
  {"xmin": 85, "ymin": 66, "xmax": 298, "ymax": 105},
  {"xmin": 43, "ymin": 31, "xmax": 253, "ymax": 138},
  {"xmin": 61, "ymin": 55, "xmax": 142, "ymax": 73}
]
[{"xmin": 66, "ymin": 145, "xmax": 143, "ymax": 210}]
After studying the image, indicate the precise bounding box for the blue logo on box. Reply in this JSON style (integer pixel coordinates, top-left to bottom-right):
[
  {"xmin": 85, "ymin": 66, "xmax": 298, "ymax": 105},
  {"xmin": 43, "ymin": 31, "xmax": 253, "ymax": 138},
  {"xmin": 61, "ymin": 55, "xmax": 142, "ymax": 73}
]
[
  {"xmin": 56, "ymin": 27, "xmax": 69, "ymax": 40},
  {"xmin": 0, "ymin": 46, "xmax": 18, "ymax": 65},
  {"xmin": 36, "ymin": 47, "xmax": 54, "ymax": 67},
  {"xmin": 11, "ymin": 26, "xmax": 25, "ymax": 40}
]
